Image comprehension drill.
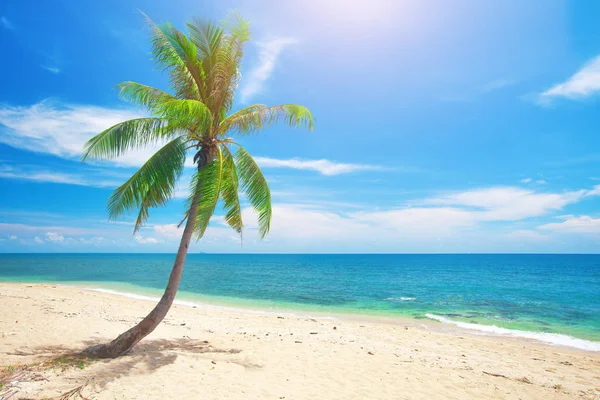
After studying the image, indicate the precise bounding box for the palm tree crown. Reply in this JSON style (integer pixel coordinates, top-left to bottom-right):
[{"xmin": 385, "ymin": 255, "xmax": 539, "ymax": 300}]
[{"xmin": 82, "ymin": 14, "xmax": 314, "ymax": 241}]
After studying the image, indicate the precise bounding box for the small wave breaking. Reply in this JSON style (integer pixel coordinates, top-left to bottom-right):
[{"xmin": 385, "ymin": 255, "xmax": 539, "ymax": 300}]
[
  {"xmin": 385, "ymin": 297, "xmax": 416, "ymax": 301},
  {"xmin": 425, "ymin": 313, "xmax": 600, "ymax": 352}
]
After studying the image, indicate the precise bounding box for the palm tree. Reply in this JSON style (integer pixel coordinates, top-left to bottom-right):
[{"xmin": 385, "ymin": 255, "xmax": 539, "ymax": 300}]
[{"xmin": 81, "ymin": 14, "xmax": 313, "ymax": 358}]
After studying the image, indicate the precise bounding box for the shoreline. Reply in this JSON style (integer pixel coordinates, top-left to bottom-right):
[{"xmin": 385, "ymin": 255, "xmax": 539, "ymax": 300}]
[
  {"xmin": 3, "ymin": 279, "xmax": 599, "ymax": 353},
  {"xmin": 67, "ymin": 282, "xmax": 600, "ymax": 353},
  {"xmin": 1, "ymin": 282, "xmax": 599, "ymax": 399}
]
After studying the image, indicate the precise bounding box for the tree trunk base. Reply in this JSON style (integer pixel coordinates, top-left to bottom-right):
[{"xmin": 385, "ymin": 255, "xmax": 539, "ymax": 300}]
[
  {"xmin": 82, "ymin": 343, "xmax": 119, "ymax": 359},
  {"xmin": 82, "ymin": 327, "xmax": 146, "ymax": 358}
]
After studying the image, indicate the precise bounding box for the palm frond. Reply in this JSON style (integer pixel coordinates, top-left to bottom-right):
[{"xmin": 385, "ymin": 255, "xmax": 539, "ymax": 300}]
[
  {"xmin": 220, "ymin": 146, "xmax": 243, "ymax": 235},
  {"xmin": 145, "ymin": 15, "xmax": 202, "ymax": 100},
  {"xmin": 186, "ymin": 18, "xmax": 223, "ymax": 73},
  {"xmin": 154, "ymin": 99, "xmax": 212, "ymax": 132},
  {"xmin": 208, "ymin": 14, "xmax": 250, "ymax": 116},
  {"xmin": 116, "ymin": 81, "xmax": 176, "ymax": 110},
  {"xmin": 82, "ymin": 118, "xmax": 177, "ymax": 161},
  {"xmin": 188, "ymin": 148, "xmax": 224, "ymax": 239},
  {"xmin": 107, "ymin": 137, "xmax": 187, "ymax": 232},
  {"xmin": 221, "ymin": 13, "xmax": 251, "ymax": 42},
  {"xmin": 234, "ymin": 145, "xmax": 271, "ymax": 238},
  {"xmin": 219, "ymin": 104, "xmax": 314, "ymax": 136}
]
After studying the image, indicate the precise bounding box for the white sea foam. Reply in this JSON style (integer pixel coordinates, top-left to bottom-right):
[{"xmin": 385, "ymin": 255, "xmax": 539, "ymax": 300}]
[
  {"xmin": 83, "ymin": 287, "xmax": 337, "ymax": 320},
  {"xmin": 425, "ymin": 313, "xmax": 600, "ymax": 352},
  {"xmin": 385, "ymin": 297, "xmax": 416, "ymax": 301}
]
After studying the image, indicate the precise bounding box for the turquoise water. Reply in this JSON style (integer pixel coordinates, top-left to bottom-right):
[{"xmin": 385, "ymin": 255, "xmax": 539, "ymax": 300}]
[{"xmin": 1, "ymin": 254, "xmax": 599, "ymax": 349}]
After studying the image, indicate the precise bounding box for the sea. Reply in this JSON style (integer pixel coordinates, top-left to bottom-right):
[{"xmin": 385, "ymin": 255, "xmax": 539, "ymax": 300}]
[{"xmin": 1, "ymin": 253, "xmax": 599, "ymax": 351}]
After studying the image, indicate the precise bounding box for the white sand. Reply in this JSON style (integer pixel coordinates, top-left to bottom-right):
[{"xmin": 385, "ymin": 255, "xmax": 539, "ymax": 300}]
[{"xmin": 1, "ymin": 283, "xmax": 599, "ymax": 399}]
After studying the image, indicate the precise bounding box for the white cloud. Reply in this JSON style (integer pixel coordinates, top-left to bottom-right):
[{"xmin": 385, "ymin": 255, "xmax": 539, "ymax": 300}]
[
  {"xmin": 34, "ymin": 236, "xmax": 44, "ymax": 244},
  {"xmin": 0, "ymin": 101, "xmax": 155, "ymax": 167},
  {"xmin": 536, "ymin": 179, "xmax": 546, "ymax": 184},
  {"xmin": 0, "ymin": 164, "xmax": 119, "ymax": 187},
  {"xmin": 539, "ymin": 55, "xmax": 600, "ymax": 101},
  {"xmin": 1, "ymin": 16, "xmax": 14, "ymax": 30},
  {"xmin": 424, "ymin": 186, "xmax": 590, "ymax": 221},
  {"xmin": 538, "ymin": 215, "xmax": 600, "ymax": 234},
  {"xmin": 240, "ymin": 37, "xmax": 298, "ymax": 102},
  {"xmin": 253, "ymin": 156, "xmax": 382, "ymax": 176},
  {"xmin": 520, "ymin": 178, "xmax": 532, "ymax": 183},
  {"xmin": 41, "ymin": 66, "xmax": 61, "ymax": 74},
  {"xmin": 586, "ymin": 185, "xmax": 600, "ymax": 197},
  {"xmin": 134, "ymin": 235, "xmax": 159, "ymax": 244},
  {"xmin": 45, "ymin": 232, "xmax": 65, "ymax": 243},
  {"xmin": 8, "ymin": 235, "xmax": 17, "ymax": 240},
  {"xmin": 153, "ymin": 224, "xmax": 182, "ymax": 239}
]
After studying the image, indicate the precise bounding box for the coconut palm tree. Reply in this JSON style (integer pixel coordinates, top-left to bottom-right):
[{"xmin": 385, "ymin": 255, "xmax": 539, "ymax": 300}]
[{"xmin": 81, "ymin": 14, "xmax": 313, "ymax": 358}]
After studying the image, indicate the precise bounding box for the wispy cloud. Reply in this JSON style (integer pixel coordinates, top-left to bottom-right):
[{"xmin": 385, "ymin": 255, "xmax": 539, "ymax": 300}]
[
  {"xmin": 0, "ymin": 101, "xmax": 153, "ymax": 167},
  {"xmin": 422, "ymin": 186, "xmax": 596, "ymax": 221},
  {"xmin": 539, "ymin": 55, "xmax": 600, "ymax": 102},
  {"xmin": 0, "ymin": 223, "xmax": 108, "ymax": 236},
  {"xmin": 0, "ymin": 164, "xmax": 120, "ymax": 188},
  {"xmin": 240, "ymin": 37, "xmax": 298, "ymax": 102},
  {"xmin": 253, "ymin": 156, "xmax": 383, "ymax": 176},
  {"xmin": 41, "ymin": 65, "xmax": 61, "ymax": 74},
  {"xmin": 1, "ymin": 16, "xmax": 14, "ymax": 30},
  {"xmin": 538, "ymin": 215, "xmax": 600, "ymax": 234},
  {"xmin": 519, "ymin": 177, "xmax": 546, "ymax": 185}
]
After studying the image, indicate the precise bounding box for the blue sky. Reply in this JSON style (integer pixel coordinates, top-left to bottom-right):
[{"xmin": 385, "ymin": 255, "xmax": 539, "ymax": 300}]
[{"xmin": 0, "ymin": 0, "xmax": 599, "ymax": 253}]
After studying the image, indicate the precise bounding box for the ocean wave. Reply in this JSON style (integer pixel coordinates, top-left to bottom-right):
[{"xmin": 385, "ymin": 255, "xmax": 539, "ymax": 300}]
[
  {"xmin": 83, "ymin": 287, "xmax": 337, "ymax": 320},
  {"xmin": 385, "ymin": 297, "xmax": 416, "ymax": 301},
  {"xmin": 425, "ymin": 313, "xmax": 600, "ymax": 352}
]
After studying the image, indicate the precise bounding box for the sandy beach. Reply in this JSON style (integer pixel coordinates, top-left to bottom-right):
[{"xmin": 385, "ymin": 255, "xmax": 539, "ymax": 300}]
[{"xmin": 0, "ymin": 283, "xmax": 599, "ymax": 399}]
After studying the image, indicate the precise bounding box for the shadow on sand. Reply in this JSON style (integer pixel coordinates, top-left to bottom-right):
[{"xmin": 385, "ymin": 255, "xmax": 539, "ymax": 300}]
[{"xmin": 1, "ymin": 337, "xmax": 259, "ymax": 399}]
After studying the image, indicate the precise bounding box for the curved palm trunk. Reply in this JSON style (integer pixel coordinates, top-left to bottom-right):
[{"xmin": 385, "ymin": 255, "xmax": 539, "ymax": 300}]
[{"xmin": 83, "ymin": 199, "xmax": 199, "ymax": 358}]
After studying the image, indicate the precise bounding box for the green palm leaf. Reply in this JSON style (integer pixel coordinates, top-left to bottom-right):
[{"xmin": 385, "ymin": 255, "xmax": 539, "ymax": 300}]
[
  {"xmin": 219, "ymin": 104, "xmax": 314, "ymax": 136},
  {"xmin": 107, "ymin": 137, "xmax": 187, "ymax": 232},
  {"xmin": 154, "ymin": 99, "xmax": 212, "ymax": 131},
  {"xmin": 146, "ymin": 16, "xmax": 201, "ymax": 100},
  {"xmin": 235, "ymin": 145, "xmax": 271, "ymax": 238},
  {"xmin": 188, "ymin": 147, "xmax": 224, "ymax": 239},
  {"xmin": 186, "ymin": 18, "xmax": 223, "ymax": 73},
  {"xmin": 82, "ymin": 118, "xmax": 177, "ymax": 161},
  {"xmin": 210, "ymin": 14, "xmax": 250, "ymax": 114},
  {"xmin": 117, "ymin": 81, "xmax": 176, "ymax": 110},
  {"xmin": 220, "ymin": 146, "xmax": 243, "ymax": 235}
]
